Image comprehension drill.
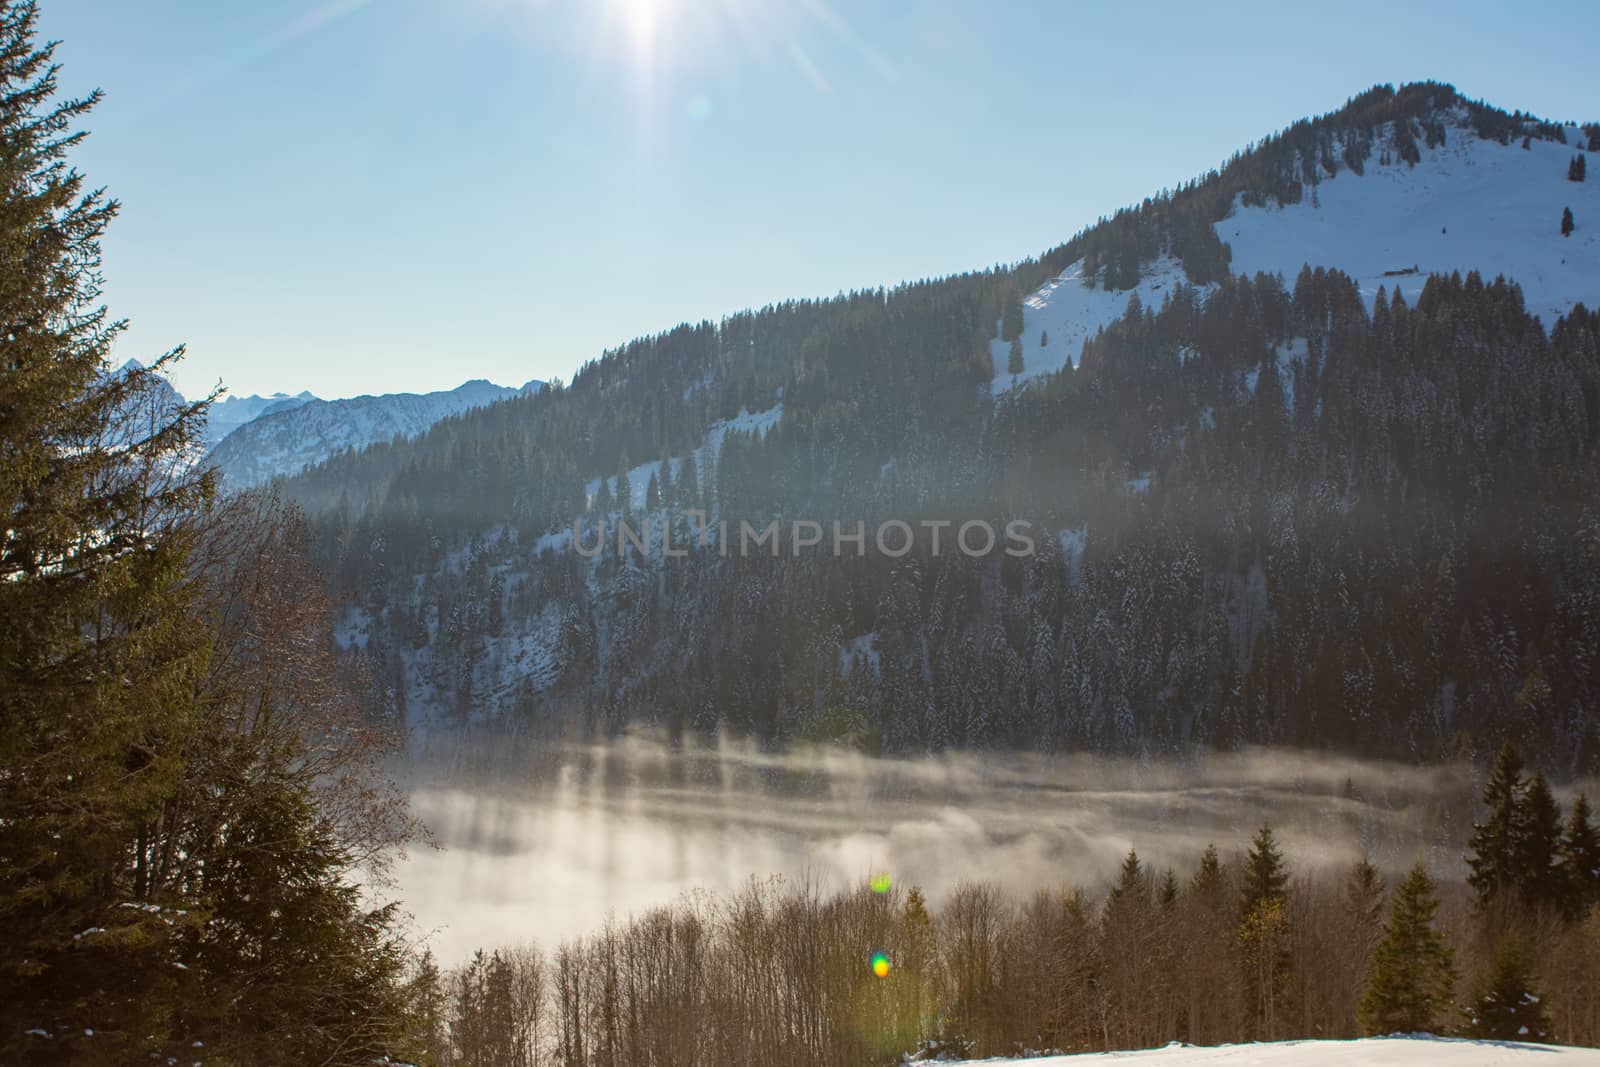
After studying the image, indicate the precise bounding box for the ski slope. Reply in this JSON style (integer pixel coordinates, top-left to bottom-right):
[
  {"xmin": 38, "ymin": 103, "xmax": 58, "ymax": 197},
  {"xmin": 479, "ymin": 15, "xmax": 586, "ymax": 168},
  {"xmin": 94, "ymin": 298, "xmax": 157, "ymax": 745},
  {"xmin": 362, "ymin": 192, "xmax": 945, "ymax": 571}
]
[
  {"xmin": 993, "ymin": 114, "xmax": 1598, "ymax": 395},
  {"xmin": 963, "ymin": 1035, "xmax": 1600, "ymax": 1065}
]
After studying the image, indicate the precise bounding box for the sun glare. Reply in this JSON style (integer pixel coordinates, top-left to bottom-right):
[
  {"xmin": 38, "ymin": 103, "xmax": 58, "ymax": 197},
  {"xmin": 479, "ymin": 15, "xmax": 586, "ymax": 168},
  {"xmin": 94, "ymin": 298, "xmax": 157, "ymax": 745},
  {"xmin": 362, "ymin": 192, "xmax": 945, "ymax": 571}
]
[{"xmin": 621, "ymin": 0, "xmax": 661, "ymax": 45}]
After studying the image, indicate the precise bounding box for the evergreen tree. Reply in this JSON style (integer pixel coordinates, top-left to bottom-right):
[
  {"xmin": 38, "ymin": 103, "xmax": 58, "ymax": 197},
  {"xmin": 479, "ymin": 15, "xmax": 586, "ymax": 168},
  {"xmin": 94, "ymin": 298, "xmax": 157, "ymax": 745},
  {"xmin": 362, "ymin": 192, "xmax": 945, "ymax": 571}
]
[
  {"xmin": 1358, "ymin": 864, "xmax": 1455, "ymax": 1035},
  {"xmin": 408, "ymin": 950, "xmax": 450, "ymax": 1067},
  {"xmin": 1562, "ymin": 206, "xmax": 1575, "ymax": 236},
  {"xmin": 1240, "ymin": 823, "xmax": 1289, "ymax": 917},
  {"xmin": 646, "ymin": 469, "xmax": 661, "ymax": 511},
  {"xmin": 0, "ymin": 4, "xmax": 213, "ymax": 1054},
  {"xmin": 1158, "ymin": 868, "xmax": 1180, "ymax": 911},
  {"xmin": 1108, "ymin": 848, "xmax": 1149, "ymax": 909},
  {"xmin": 678, "ymin": 451, "xmax": 700, "ymax": 507},
  {"xmin": 1345, "ymin": 856, "xmax": 1387, "ymax": 932},
  {"xmin": 1008, "ymin": 338, "xmax": 1025, "ymax": 378},
  {"xmin": 1520, "ymin": 772, "xmax": 1565, "ymax": 911},
  {"xmin": 1468, "ymin": 743, "xmax": 1526, "ymax": 906},
  {"xmin": 1466, "ymin": 934, "xmax": 1551, "ymax": 1042},
  {"xmin": 1569, "ymin": 154, "xmax": 1587, "ymax": 182},
  {"xmin": 1039, "ymin": 329, "xmax": 1049, "ymax": 347},
  {"xmin": 1192, "ymin": 843, "xmax": 1225, "ymax": 897},
  {"xmin": 1560, "ymin": 793, "xmax": 1600, "ymax": 921},
  {"xmin": 615, "ymin": 451, "xmax": 632, "ymax": 514},
  {"xmin": 1001, "ymin": 294, "xmax": 1024, "ymax": 342},
  {"xmin": 657, "ymin": 447, "xmax": 675, "ymax": 504},
  {"xmin": 0, "ymin": 10, "xmax": 419, "ymax": 1061}
]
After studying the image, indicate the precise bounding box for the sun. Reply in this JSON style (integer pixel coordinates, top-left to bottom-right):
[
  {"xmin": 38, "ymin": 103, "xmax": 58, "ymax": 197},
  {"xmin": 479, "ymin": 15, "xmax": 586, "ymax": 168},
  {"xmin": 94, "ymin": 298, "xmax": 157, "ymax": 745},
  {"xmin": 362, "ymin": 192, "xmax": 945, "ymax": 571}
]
[{"xmin": 616, "ymin": 0, "xmax": 667, "ymax": 56}]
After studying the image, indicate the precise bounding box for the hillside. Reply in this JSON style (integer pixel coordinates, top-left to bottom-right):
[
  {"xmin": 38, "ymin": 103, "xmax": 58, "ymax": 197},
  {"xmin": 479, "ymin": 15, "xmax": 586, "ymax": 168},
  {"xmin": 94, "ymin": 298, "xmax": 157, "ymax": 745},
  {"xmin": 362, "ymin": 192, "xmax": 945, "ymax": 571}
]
[
  {"xmin": 996, "ymin": 107, "xmax": 1596, "ymax": 393},
  {"xmin": 277, "ymin": 83, "xmax": 1600, "ymax": 769}
]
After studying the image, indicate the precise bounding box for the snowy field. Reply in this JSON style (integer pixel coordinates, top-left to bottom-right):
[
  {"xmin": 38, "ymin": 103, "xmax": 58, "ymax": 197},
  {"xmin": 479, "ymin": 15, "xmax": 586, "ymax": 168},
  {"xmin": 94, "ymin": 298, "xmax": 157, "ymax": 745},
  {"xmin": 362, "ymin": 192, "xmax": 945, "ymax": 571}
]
[{"xmin": 965, "ymin": 1035, "xmax": 1600, "ymax": 1065}]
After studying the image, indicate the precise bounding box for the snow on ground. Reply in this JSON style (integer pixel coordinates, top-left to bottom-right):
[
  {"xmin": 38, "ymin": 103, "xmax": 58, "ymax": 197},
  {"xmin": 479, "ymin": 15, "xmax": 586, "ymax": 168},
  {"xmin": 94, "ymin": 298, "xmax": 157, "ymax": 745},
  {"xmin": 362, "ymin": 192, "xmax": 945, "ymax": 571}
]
[
  {"xmin": 839, "ymin": 631, "xmax": 880, "ymax": 675},
  {"xmin": 990, "ymin": 256, "xmax": 1188, "ymax": 396},
  {"xmin": 1224, "ymin": 120, "xmax": 1598, "ymax": 327},
  {"xmin": 961, "ymin": 1035, "xmax": 1600, "ymax": 1065},
  {"xmin": 583, "ymin": 402, "xmax": 783, "ymax": 509},
  {"xmin": 993, "ymin": 115, "xmax": 1598, "ymax": 396}
]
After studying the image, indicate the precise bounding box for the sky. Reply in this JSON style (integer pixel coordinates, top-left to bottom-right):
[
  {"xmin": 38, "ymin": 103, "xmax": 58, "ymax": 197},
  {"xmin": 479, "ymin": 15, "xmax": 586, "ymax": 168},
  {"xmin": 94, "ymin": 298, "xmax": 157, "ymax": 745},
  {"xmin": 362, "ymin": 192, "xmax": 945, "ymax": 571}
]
[{"xmin": 41, "ymin": 0, "xmax": 1600, "ymax": 401}]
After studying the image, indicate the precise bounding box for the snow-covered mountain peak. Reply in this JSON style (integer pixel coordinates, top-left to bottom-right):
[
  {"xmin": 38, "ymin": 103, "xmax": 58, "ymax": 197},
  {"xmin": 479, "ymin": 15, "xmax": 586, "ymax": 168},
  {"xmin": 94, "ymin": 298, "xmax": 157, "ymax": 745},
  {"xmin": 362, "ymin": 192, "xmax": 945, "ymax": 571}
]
[
  {"xmin": 204, "ymin": 376, "xmax": 542, "ymax": 489},
  {"xmin": 991, "ymin": 102, "xmax": 1596, "ymax": 395}
]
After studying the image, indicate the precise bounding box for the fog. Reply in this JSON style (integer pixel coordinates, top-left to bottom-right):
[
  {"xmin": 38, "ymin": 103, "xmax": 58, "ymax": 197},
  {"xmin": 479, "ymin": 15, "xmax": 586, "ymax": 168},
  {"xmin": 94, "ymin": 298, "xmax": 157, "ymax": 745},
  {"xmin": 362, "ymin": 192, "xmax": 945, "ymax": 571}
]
[{"xmin": 390, "ymin": 734, "xmax": 1542, "ymax": 965}]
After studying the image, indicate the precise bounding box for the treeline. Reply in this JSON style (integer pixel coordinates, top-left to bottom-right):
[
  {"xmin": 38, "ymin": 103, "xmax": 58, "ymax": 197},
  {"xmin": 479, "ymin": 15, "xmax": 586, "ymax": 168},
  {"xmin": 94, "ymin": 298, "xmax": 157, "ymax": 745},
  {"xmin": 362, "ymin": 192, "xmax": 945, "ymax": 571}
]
[
  {"xmin": 414, "ymin": 746, "xmax": 1600, "ymax": 1066},
  {"xmin": 0, "ymin": 6, "xmax": 424, "ymax": 1062}
]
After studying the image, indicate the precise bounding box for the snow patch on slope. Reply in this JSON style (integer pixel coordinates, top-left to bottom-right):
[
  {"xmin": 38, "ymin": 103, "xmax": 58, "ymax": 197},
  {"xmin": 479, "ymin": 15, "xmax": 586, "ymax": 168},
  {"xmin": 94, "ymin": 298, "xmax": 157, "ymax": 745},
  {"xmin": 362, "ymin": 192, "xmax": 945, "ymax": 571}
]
[
  {"xmin": 583, "ymin": 402, "xmax": 783, "ymax": 509},
  {"xmin": 1222, "ymin": 120, "xmax": 1598, "ymax": 325},
  {"xmin": 990, "ymin": 256, "xmax": 1187, "ymax": 396},
  {"xmin": 995, "ymin": 117, "xmax": 1597, "ymax": 396}
]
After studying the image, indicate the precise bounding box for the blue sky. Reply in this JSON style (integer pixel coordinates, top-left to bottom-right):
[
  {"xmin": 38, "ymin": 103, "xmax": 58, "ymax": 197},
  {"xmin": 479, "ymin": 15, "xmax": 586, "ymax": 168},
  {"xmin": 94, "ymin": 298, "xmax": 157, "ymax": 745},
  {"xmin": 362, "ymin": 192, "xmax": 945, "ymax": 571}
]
[{"xmin": 42, "ymin": 0, "xmax": 1600, "ymax": 400}]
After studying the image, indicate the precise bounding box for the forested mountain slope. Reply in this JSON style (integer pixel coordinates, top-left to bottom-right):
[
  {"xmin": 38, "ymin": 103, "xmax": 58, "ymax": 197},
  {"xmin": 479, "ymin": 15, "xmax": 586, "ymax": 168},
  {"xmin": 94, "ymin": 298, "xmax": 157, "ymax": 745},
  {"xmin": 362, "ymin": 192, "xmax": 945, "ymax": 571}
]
[{"xmin": 277, "ymin": 83, "xmax": 1600, "ymax": 771}]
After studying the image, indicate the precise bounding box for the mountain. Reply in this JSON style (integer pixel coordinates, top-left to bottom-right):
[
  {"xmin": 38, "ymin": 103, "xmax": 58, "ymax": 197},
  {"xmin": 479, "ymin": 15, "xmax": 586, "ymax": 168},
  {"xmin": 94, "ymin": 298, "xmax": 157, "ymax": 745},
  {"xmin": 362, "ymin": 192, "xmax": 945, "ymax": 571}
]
[
  {"xmin": 989, "ymin": 102, "xmax": 1597, "ymax": 394},
  {"xmin": 203, "ymin": 389, "xmax": 318, "ymax": 448},
  {"xmin": 205, "ymin": 377, "xmax": 545, "ymax": 488},
  {"xmin": 278, "ymin": 83, "xmax": 1600, "ymax": 768}
]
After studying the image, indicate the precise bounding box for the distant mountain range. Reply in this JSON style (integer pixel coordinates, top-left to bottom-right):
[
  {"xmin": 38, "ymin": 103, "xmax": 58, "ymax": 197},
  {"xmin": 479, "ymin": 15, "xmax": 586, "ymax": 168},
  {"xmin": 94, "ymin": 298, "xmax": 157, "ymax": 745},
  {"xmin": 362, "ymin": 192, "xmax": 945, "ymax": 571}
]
[
  {"xmin": 204, "ymin": 390, "xmax": 319, "ymax": 448},
  {"xmin": 117, "ymin": 368, "xmax": 547, "ymax": 487},
  {"xmin": 201, "ymin": 378, "xmax": 544, "ymax": 488}
]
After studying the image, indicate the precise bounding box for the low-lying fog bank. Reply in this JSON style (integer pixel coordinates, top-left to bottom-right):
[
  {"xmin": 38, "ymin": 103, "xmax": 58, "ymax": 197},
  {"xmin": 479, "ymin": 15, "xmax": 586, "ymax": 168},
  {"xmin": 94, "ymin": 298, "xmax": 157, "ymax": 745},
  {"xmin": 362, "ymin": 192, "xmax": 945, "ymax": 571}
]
[{"xmin": 391, "ymin": 734, "xmax": 1578, "ymax": 964}]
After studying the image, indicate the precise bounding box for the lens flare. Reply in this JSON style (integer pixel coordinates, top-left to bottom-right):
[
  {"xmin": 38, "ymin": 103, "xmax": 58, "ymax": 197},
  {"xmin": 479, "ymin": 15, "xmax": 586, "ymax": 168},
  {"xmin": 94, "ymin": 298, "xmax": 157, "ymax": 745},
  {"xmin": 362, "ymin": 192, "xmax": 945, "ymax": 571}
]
[
  {"xmin": 869, "ymin": 872, "xmax": 891, "ymax": 894},
  {"xmin": 870, "ymin": 951, "xmax": 890, "ymax": 978}
]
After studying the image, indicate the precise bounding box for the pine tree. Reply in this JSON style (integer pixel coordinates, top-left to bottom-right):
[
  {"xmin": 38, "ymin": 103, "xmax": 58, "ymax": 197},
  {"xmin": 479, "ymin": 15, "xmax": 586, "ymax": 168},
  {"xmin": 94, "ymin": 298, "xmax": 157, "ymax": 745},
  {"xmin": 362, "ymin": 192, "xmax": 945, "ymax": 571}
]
[
  {"xmin": 1520, "ymin": 772, "xmax": 1565, "ymax": 911},
  {"xmin": 1466, "ymin": 934, "xmax": 1550, "ymax": 1042},
  {"xmin": 1235, "ymin": 825, "xmax": 1290, "ymax": 1039},
  {"xmin": 1343, "ymin": 857, "xmax": 1388, "ymax": 1023},
  {"xmin": 0, "ymin": 11, "xmax": 419, "ymax": 1062},
  {"xmin": 1001, "ymin": 294, "xmax": 1024, "ymax": 342},
  {"xmin": 1345, "ymin": 857, "xmax": 1387, "ymax": 927},
  {"xmin": 678, "ymin": 450, "xmax": 700, "ymax": 507},
  {"xmin": 0, "ymin": 3, "xmax": 214, "ymax": 1054},
  {"xmin": 646, "ymin": 469, "xmax": 661, "ymax": 511},
  {"xmin": 615, "ymin": 451, "xmax": 632, "ymax": 515},
  {"xmin": 1562, "ymin": 206, "xmax": 1575, "ymax": 236},
  {"xmin": 1560, "ymin": 793, "xmax": 1600, "ymax": 921},
  {"xmin": 1240, "ymin": 823, "xmax": 1289, "ymax": 917},
  {"xmin": 1468, "ymin": 743, "xmax": 1526, "ymax": 906},
  {"xmin": 1158, "ymin": 868, "xmax": 1180, "ymax": 911},
  {"xmin": 1569, "ymin": 154, "xmax": 1587, "ymax": 182},
  {"xmin": 1039, "ymin": 329, "xmax": 1049, "ymax": 347},
  {"xmin": 1108, "ymin": 848, "xmax": 1149, "ymax": 909},
  {"xmin": 1358, "ymin": 864, "xmax": 1455, "ymax": 1035},
  {"xmin": 1192, "ymin": 843, "xmax": 1225, "ymax": 897},
  {"xmin": 408, "ymin": 950, "xmax": 450, "ymax": 1066},
  {"xmin": 1008, "ymin": 338, "xmax": 1025, "ymax": 378},
  {"xmin": 660, "ymin": 450, "xmax": 676, "ymax": 502}
]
